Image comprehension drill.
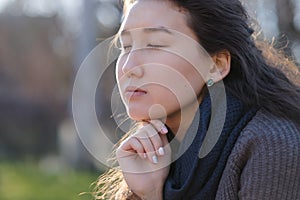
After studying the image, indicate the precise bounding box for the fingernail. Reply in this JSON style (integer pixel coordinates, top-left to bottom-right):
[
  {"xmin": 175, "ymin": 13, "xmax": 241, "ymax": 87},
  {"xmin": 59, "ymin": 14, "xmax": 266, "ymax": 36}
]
[
  {"xmin": 143, "ymin": 153, "xmax": 147, "ymax": 159},
  {"xmin": 158, "ymin": 147, "xmax": 165, "ymax": 156},
  {"xmin": 152, "ymin": 155, "xmax": 158, "ymax": 164},
  {"xmin": 161, "ymin": 127, "xmax": 168, "ymax": 134}
]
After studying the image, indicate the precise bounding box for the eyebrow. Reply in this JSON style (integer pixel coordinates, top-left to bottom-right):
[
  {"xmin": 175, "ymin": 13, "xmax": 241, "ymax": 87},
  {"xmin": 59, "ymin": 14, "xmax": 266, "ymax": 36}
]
[{"xmin": 120, "ymin": 26, "xmax": 173, "ymax": 36}]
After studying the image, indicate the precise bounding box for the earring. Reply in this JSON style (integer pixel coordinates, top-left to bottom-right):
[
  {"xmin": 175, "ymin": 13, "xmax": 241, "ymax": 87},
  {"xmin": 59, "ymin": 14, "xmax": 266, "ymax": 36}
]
[{"xmin": 207, "ymin": 78, "xmax": 214, "ymax": 87}]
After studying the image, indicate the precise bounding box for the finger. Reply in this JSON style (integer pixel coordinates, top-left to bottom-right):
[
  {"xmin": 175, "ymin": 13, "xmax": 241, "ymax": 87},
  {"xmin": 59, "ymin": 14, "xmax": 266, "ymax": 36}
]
[
  {"xmin": 117, "ymin": 137, "xmax": 146, "ymax": 160},
  {"xmin": 136, "ymin": 136, "xmax": 158, "ymax": 164},
  {"xmin": 148, "ymin": 120, "xmax": 168, "ymax": 134},
  {"xmin": 159, "ymin": 134, "xmax": 171, "ymax": 156},
  {"xmin": 160, "ymin": 134, "xmax": 170, "ymax": 149},
  {"xmin": 145, "ymin": 127, "xmax": 164, "ymax": 156}
]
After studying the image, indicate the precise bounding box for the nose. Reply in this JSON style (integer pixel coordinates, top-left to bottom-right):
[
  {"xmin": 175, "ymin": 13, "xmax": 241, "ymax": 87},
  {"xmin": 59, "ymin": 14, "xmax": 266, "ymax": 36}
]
[{"xmin": 120, "ymin": 50, "xmax": 144, "ymax": 78}]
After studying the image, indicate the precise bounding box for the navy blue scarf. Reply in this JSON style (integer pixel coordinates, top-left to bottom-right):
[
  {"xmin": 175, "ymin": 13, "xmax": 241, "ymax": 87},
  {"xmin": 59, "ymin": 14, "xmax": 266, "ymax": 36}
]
[{"xmin": 164, "ymin": 88, "xmax": 257, "ymax": 200}]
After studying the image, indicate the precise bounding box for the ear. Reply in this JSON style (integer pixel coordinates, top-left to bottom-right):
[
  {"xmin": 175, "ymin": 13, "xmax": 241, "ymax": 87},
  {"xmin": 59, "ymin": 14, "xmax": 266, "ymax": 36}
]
[{"xmin": 209, "ymin": 50, "xmax": 231, "ymax": 82}]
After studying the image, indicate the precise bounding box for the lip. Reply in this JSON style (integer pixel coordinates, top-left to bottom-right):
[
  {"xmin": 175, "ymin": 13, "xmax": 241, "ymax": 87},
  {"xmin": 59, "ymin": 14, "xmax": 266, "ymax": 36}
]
[{"xmin": 124, "ymin": 86, "xmax": 147, "ymax": 99}]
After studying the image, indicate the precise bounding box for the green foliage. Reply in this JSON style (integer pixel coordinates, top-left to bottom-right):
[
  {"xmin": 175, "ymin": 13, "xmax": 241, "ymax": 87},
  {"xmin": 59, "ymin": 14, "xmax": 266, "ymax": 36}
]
[{"xmin": 0, "ymin": 161, "xmax": 98, "ymax": 200}]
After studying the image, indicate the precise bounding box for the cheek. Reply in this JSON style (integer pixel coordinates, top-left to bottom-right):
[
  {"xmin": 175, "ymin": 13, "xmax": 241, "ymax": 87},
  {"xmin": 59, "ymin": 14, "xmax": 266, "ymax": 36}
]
[
  {"xmin": 186, "ymin": 70, "xmax": 206, "ymax": 96},
  {"xmin": 161, "ymin": 54, "xmax": 206, "ymax": 96},
  {"xmin": 116, "ymin": 50, "xmax": 206, "ymax": 120}
]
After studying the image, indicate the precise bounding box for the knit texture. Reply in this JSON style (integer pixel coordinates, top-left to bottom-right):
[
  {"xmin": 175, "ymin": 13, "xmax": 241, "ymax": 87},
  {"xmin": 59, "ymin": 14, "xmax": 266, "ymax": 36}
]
[
  {"xmin": 163, "ymin": 87, "xmax": 300, "ymax": 199},
  {"xmin": 163, "ymin": 90, "xmax": 257, "ymax": 200},
  {"xmin": 125, "ymin": 110, "xmax": 300, "ymax": 200},
  {"xmin": 216, "ymin": 110, "xmax": 300, "ymax": 200}
]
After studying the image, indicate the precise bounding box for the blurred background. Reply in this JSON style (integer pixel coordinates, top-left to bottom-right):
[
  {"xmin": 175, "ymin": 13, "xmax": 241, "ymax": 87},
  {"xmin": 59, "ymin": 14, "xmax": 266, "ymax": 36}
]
[{"xmin": 0, "ymin": 0, "xmax": 299, "ymax": 200}]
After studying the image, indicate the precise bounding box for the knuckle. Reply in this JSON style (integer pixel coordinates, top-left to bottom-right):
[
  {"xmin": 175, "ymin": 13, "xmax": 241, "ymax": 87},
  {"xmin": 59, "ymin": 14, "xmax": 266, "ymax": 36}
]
[
  {"xmin": 150, "ymin": 119, "xmax": 163, "ymax": 128},
  {"xmin": 150, "ymin": 120, "xmax": 167, "ymax": 133},
  {"xmin": 153, "ymin": 140, "xmax": 162, "ymax": 150}
]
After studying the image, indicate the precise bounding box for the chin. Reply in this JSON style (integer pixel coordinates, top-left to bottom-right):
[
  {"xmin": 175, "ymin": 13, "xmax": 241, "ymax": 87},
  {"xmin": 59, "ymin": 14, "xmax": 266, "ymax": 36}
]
[
  {"xmin": 126, "ymin": 109, "xmax": 149, "ymax": 121},
  {"xmin": 127, "ymin": 111, "xmax": 168, "ymax": 122},
  {"xmin": 128, "ymin": 113, "xmax": 149, "ymax": 121},
  {"xmin": 126, "ymin": 105, "xmax": 169, "ymax": 121}
]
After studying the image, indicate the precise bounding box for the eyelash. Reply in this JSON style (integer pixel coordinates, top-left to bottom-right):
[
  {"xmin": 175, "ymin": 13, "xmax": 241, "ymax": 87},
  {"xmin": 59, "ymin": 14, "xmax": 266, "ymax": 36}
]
[
  {"xmin": 120, "ymin": 44, "xmax": 166, "ymax": 52},
  {"xmin": 147, "ymin": 44, "xmax": 165, "ymax": 48}
]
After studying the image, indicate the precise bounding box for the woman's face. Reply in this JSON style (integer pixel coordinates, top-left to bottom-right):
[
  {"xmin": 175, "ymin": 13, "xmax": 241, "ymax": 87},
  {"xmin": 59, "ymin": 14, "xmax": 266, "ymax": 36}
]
[{"xmin": 116, "ymin": 0, "xmax": 213, "ymax": 121}]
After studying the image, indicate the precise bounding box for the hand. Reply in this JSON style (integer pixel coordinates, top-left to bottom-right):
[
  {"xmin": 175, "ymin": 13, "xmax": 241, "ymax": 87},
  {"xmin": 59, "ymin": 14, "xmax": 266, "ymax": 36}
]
[{"xmin": 116, "ymin": 120, "xmax": 171, "ymax": 200}]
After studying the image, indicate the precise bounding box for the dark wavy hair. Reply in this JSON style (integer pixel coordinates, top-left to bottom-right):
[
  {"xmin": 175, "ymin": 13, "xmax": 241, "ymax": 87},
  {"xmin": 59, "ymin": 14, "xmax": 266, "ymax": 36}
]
[
  {"xmin": 93, "ymin": 0, "xmax": 300, "ymax": 199},
  {"xmin": 172, "ymin": 0, "xmax": 300, "ymax": 124}
]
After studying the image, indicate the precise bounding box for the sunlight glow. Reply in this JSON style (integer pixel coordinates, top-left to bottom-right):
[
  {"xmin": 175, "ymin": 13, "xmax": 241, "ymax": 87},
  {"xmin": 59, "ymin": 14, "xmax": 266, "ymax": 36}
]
[{"xmin": 0, "ymin": 0, "xmax": 15, "ymax": 13}]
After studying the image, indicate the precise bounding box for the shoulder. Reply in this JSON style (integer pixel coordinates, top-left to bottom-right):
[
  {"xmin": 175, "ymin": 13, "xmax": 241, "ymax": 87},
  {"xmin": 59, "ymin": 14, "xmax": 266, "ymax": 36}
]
[
  {"xmin": 217, "ymin": 110, "xmax": 300, "ymax": 199},
  {"xmin": 237, "ymin": 109, "xmax": 300, "ymax": 154},
  {"xmin": 242, "ymin": 109, "xmax": 300, "ymax": 136},
  {"xmin": 231, "ymin": 109, "xmax": 300, "ymax": 166}
]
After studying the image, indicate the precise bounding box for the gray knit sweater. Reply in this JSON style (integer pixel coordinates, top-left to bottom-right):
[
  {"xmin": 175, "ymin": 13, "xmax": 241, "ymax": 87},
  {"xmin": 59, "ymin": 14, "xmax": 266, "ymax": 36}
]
[{"xmin": 216, "ymin": 110, "xmax": 300, "ymax": 199}]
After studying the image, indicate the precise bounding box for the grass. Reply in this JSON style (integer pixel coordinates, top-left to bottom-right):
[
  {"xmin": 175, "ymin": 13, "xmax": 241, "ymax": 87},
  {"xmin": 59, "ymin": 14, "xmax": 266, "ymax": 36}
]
[{"xmin": 0, "ymin": 161, "xmax": 100, "ymax": 200}]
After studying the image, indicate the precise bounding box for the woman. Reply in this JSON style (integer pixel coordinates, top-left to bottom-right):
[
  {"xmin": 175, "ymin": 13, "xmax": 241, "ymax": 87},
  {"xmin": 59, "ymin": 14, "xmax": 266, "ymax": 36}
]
[{"xmin": 95, "ymin": 0, "xmax": 300, "ymax": 199}]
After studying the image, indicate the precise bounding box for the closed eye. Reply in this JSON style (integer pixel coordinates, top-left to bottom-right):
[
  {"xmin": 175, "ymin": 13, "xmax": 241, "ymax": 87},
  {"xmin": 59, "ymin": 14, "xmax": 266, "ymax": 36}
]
[
  {"xmin": 120, "ymin": 44, "xmax": 167, "ymax": 53},
  {"xmin": 147, "ymin": 44, "xmax": 166, "ymax": 48},
  {"xmin": 124, "ymin": 45, "xmax": 132, "ymax": 49},
  {"xmin": 120, "ymin": 45, "xmax": 132, "ymax": 53}
]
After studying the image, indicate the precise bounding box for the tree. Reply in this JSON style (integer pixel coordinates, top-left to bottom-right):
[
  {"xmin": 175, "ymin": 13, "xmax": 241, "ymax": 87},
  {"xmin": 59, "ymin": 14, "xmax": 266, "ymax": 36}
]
[{"xmin": 276, "ymin": 0, "xmax": 300, "ymax": 59}]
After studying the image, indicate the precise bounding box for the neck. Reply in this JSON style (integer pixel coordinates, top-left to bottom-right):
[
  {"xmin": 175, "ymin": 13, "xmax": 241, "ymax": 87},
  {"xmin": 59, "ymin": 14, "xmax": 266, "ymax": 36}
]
[{"xmin": 166, "ymin": 96, "xmax": 203, "ymax": 141}]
